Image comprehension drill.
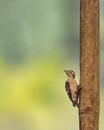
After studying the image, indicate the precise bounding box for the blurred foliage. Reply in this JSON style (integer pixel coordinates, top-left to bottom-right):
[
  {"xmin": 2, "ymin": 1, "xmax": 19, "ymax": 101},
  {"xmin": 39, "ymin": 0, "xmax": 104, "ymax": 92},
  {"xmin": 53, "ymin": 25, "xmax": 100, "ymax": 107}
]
[{"xmin": 0, "ymin": 0, "xmax": 104, "ymax": 130}]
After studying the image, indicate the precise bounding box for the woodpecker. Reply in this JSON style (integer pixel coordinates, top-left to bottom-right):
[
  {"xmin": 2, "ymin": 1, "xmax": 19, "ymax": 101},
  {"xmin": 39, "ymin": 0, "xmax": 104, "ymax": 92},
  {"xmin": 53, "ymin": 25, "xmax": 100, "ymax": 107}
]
[{"xmin": 64, "ymin": 70, "xmax": 81, "ymax": 108}]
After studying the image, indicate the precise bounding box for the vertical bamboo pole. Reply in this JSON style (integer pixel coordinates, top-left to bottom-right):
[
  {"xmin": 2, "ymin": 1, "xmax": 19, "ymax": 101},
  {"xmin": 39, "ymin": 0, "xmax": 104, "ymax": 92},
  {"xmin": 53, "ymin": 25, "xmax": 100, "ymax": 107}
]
[{"xmin": 79, "ymin": 0, "xmax": 100, "ymax": 130}]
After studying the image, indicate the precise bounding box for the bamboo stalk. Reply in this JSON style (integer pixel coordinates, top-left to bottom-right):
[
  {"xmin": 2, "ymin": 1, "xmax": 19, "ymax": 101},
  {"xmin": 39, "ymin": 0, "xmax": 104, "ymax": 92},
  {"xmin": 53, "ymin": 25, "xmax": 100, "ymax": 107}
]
[{"xmin": 79, "ymin": 0, "xmax": 100, "ymax": 130}]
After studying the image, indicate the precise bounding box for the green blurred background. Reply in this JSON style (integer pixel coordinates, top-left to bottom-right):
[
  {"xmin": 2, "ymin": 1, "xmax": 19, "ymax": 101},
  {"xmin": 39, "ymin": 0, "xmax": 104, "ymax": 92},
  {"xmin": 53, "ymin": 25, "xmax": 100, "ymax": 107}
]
[{"xmin": 0, "ymin": 0, "xmax": 103, "ymax": 130}]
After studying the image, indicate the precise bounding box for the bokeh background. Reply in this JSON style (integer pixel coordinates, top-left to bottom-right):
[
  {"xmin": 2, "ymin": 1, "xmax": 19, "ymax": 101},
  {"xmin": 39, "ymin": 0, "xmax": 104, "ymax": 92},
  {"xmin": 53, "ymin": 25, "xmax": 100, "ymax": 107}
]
[{"xmin": 0, "ymin": 0, "xmax": 103, "ymax": 130}]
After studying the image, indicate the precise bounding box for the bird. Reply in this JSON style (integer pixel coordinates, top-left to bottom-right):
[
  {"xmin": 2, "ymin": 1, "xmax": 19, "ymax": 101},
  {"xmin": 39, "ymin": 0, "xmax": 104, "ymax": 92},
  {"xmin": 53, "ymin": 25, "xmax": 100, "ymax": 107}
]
[{"xmin": 64, "ymin": 70, "xmax": 81, "ymax": 107}]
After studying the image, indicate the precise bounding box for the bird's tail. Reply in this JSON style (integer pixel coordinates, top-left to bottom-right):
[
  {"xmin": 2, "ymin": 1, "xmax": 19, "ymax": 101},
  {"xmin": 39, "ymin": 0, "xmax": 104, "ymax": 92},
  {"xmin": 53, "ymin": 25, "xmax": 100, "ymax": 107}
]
[{"xmin": 73, "ymin": 102, "xmax": 79, "ymax": 108}]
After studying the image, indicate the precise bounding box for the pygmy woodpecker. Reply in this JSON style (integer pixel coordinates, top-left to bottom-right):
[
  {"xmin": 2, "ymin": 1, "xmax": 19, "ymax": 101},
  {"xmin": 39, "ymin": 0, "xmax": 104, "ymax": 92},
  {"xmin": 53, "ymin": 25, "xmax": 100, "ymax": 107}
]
[{"xmin": 64, "ymin": 70, "xmax": 81, "ymax": 107}]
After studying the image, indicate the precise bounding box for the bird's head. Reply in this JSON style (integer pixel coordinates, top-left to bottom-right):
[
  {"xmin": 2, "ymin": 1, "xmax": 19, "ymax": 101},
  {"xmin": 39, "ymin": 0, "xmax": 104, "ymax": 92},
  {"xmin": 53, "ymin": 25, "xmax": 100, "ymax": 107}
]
[{"xmin": 64, "ymin": 70, "xmax": 75, "ymax": 78}]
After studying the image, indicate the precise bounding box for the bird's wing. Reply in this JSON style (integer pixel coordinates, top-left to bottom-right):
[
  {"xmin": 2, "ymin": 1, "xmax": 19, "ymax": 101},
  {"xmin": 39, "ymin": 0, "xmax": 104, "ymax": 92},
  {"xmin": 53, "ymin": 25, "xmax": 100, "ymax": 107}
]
[{"xmin": 65, "ymin": 81, "xmax": 71, "ymax": 98}]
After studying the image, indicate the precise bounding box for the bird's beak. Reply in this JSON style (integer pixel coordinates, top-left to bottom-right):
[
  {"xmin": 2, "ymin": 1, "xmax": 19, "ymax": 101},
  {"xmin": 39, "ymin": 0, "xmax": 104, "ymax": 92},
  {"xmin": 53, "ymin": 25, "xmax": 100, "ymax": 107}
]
[
  {"xmin": 64, "ymin": 70, "xmax": 67, "ymax": 73},
  {"xmin": 64, "ymin": 70, "xmax": 69, "ymax": 76}
]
